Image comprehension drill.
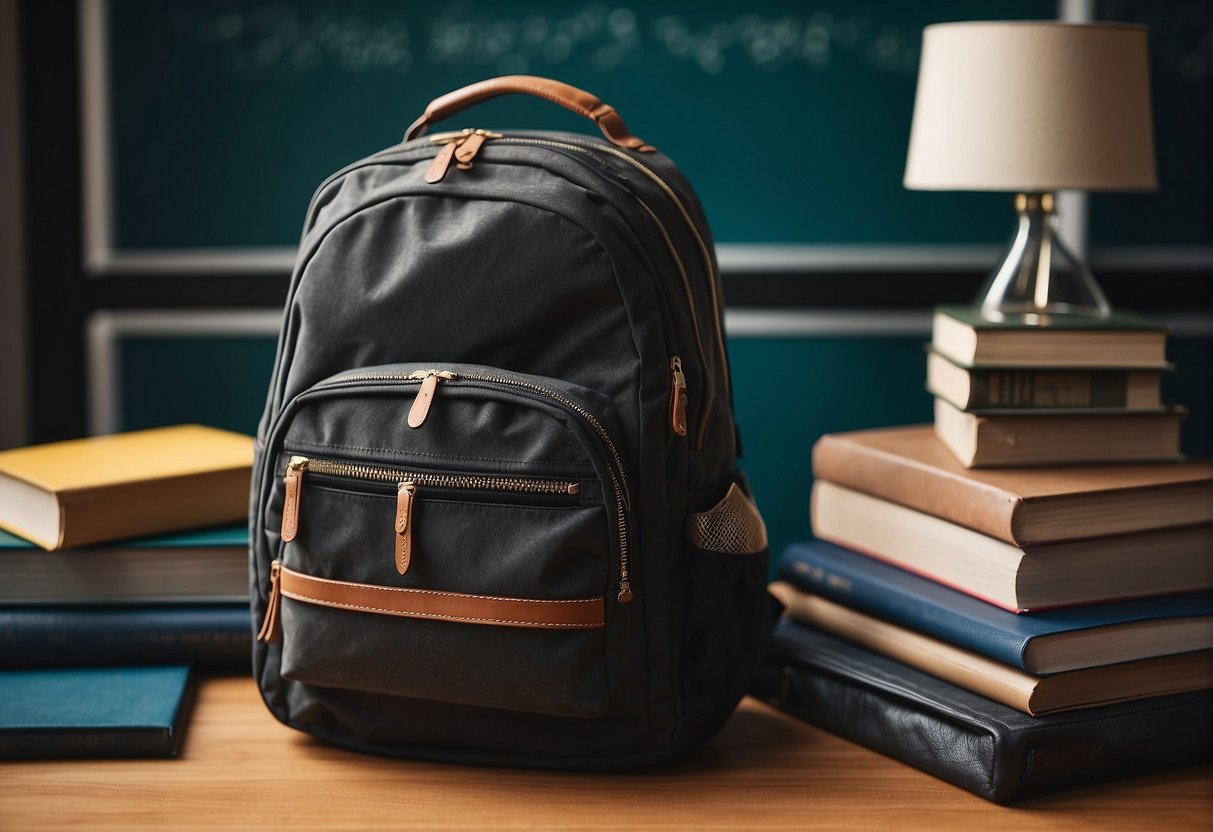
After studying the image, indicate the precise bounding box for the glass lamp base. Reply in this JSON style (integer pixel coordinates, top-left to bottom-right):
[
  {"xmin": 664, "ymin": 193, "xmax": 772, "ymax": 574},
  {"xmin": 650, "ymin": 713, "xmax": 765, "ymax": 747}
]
[{"xmin": 977, "ymin": 193, "xmax": 1112, "ymax": 325}]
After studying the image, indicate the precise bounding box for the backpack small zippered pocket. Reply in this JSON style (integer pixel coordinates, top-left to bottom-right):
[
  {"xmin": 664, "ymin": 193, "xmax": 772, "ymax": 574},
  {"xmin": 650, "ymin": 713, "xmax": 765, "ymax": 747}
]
[{"xmin": 256, "ymin": 363, "xmax": 634, "ymax": 719}]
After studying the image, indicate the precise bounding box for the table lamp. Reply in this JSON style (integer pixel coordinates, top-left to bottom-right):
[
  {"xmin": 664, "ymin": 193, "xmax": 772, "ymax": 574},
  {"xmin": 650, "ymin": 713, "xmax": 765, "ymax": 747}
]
[{"xmin": 904, "ymin": 22, "xmax": 1157, "ymax": 322}]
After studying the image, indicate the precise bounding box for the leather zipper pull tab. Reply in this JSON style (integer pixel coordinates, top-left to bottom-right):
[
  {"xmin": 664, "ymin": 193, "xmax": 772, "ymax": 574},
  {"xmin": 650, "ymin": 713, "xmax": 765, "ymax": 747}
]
[
  {"xmin": 256, "ymin": 560, "xmax": 283, "ymax": 643},
  {"xmin": 395, "ymin": 482, "xmax": 417, "ymax": 575},
  {"xmin": 425, "ymin": 137, "xmax": 463, "ymax": 184},
  {"xmin": 281, "ymin": 456, "xmax": 308, "ymax": 542},
  {"xmin": 669, "ymin": 356, "xmax": 688, "ymax": 437},
  {"xmin": 454, "ymin": 130, "xmax": 487, "ymax": 170},
  {"xmin": 408, "ymin": 370, "xmax": 456, "ymax": 428}
]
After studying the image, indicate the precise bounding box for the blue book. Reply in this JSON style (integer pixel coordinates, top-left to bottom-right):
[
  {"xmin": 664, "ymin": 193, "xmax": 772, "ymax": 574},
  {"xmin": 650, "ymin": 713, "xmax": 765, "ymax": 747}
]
[
  {"xmin": 777, "ymin": 541, "xmax": 1213, "ymax": 674},
  {"xmin": 0, "ymin": 605, "xmax": 251, "ymax": 670},
  {"xmin": 0, "ymin": 666, "xmax": 193, "ymax": 759},
  {"xmin": 0, "ymin": 524, "xmax": 248, "ymax": 604}
]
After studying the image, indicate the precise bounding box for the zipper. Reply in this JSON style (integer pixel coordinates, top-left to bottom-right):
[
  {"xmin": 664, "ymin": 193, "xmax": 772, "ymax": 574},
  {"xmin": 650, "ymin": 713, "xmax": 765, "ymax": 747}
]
[
  {"xmin": 280, "ymin": 453, "xmax": 580, "ymax": 580},
  {"xmin": 497, "ymin": 134, "xmax": 721, "ymax": 448},
  {"xmin": 306, "ymin": 369, "xmax": 635, "ymax": 604},
  {"xmin": 287, "ymin": 455, "xmax": 582, "ymax": 496},
  {"xmin": 425, "ymin": 129, "xmax": 502, "ymax": 183},
  {"xmin": 422, "ymin": 130, "xmax": 724, "ymax": 448}
]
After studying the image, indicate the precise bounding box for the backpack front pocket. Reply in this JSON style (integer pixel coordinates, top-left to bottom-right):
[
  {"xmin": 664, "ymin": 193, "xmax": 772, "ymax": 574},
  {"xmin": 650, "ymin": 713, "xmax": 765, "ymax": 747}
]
[{"xmin": 256, "ymin": 364, "xmax": 631, "ymax": 719}]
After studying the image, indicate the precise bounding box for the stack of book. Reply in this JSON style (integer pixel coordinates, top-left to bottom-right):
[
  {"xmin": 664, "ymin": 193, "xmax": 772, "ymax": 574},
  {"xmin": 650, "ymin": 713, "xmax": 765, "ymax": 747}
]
[
  {"xmin": 0, "ymin": 425, "xmax": 253, "ymax": 758},
  {"xmin": 761, "ymin": 422, "xmax": 1213, "ymax": 801},
  {"xmin": 928, "ymin": 304, "xmax": 1183, "ymax": 467}
]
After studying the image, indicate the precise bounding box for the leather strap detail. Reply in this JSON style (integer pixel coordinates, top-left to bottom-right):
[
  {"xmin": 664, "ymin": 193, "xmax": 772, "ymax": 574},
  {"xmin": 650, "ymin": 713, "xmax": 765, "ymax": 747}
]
[
  {"xmin": 278, "ymin": 566, "xmax": 605, "ymax": 629},
  {"xmin": 405, "ymin": 75, "xmax": 653, "ymax": 152}
]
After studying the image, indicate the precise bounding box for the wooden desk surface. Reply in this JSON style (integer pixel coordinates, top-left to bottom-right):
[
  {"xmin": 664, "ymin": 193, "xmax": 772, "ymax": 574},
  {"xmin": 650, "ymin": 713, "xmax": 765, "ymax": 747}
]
[{"xmin": 1, "ymin": 676, "xmax": 1209, "ymax": 831}]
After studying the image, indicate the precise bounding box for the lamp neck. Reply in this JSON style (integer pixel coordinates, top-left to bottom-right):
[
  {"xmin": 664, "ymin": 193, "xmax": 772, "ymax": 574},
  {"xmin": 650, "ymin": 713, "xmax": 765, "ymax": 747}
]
[
  {"xmin": 1015, "ymin": 192, "xmax": 1055, "ymax": 215},
  {"xmin": 977, "ymin": 192, "xmax": 1111, "ymax": 322}
]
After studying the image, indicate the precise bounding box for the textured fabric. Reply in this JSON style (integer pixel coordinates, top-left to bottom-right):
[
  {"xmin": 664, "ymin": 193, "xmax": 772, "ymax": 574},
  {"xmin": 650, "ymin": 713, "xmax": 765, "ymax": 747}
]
[{"xmin": 250, "ymin": 102, "xmax": 770, "ymax": 768}]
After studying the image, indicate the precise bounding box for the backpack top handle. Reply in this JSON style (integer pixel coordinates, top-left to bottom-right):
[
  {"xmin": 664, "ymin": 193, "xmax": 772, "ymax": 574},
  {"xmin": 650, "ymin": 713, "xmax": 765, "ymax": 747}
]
[{"xmin": 404, "ymin": 75, "xmax": 654, "ymax": 152}]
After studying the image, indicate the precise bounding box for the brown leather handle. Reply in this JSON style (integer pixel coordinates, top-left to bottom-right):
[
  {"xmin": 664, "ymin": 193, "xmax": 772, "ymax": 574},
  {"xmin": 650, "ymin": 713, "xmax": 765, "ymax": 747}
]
[{"xmin": 404, "ymin": 75, "xmax": 653, "ymax": 152}]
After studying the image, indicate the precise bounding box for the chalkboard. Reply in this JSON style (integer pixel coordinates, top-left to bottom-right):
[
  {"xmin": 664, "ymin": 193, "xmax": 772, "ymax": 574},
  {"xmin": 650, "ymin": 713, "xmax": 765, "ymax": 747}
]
[
  {"xmin": 1088, "ymin": 0, "xmax": 1212, "ymax": 247},
  {"xmin": 102, "ymin": 0, "xmax": 1064, "ymax": 255}
]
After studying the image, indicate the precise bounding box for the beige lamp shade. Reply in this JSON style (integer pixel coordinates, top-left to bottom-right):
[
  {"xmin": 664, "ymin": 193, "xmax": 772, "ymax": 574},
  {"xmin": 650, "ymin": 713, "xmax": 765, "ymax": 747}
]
[{"xmin": 904, "ymin": 22, "xmax": 1157, "ymax": 192}]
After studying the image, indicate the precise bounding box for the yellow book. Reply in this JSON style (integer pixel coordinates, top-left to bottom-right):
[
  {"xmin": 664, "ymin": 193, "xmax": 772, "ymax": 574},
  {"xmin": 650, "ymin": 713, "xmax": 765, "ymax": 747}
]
[{"xmin": 0, "ymin": 425, "xmax": 253, "ymax": 550}]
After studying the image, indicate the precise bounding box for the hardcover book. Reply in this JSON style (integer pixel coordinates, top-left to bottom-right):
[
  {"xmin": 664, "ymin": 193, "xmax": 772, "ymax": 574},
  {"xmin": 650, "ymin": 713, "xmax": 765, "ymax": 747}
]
[
  {"xmin": 753, "ymin": 622, "xmax": 1213, "ymax": 802},
  {"xmin": 0, "ymin": 665, "xmax": 193, "ymax": 759},
  {"xmin": 764, "ymin": 590, "xmax": 1213, "ymax": 715},
  {"xmin": 934, "ymin": 398, "xmax": 1185, "ymax": 467},
  {"xmin": 776, "ymin": 541, "xmax": 1212, "ymax": 674},
  {"xmin": 0, "ymin": 525, "xmax": 249, "ymax": 604},
  {"xmin": 926, "ymin": 350, "xmax": 1165, "ymax": 412},
  {"xmin": 931, "ymin": 304, "xmax": 1169, "ymax": 369},
  {"xmin": 811, "ymin": 425, "xmax": 1211, "ymax": 545},
  {"xmin": 810, "ymin": 480, "xmax": 1213, "ymax": 612},
  {"xmin": 0, "ymin": 605, "xmax": 251, "ymax": 670},
  {"xmin": 0, "ymin": 424, "xmax": 253, "ymax": 550}
]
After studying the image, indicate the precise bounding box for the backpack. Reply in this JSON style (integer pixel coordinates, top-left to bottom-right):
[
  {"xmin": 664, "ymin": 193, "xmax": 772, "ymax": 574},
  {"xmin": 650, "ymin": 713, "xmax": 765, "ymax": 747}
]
[{"xmin": 250, "ymin": 76, "xmax": 773, "ymax": 769}]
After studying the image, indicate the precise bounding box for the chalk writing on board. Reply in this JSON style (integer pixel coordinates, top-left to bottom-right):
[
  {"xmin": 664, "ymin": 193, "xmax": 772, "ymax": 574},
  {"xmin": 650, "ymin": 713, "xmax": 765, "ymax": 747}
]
[{"xmin": 195, "ymin": 5, "xmax": 923, "ymax": 79}]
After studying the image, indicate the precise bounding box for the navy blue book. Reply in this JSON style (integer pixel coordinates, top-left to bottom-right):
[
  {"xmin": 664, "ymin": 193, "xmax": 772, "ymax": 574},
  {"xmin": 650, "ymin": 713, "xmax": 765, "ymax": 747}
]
[
  {"xmin": 0, "ymin": 605, "xmax": 251, "ymax": 671},
  {"xmin": 778, "ymin": 541, "xmax": 1212, "ymax": 674},
  {"xmin": 754, "ymin": 621, "xmax": 1212, "ymax": 802},
  {"xmin": 0, "ymin": 666, "xmax": 193, "ymax": 759}
]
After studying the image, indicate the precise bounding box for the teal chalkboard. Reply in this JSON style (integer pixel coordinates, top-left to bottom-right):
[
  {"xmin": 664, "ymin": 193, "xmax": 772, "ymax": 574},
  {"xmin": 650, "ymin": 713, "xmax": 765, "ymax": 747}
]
[
  {"xmin": 1089, "ymin": 0, "xmax": 1212, "ymax": 246},
  {"xmin": 104, "ymin": 0, "xmax": 1058, "ymax": 251}
]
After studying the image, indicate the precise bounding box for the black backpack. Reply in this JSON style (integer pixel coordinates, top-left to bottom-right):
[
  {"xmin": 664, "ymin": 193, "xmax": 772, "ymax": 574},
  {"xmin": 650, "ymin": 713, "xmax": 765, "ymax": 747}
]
[{"xmin": 251, "ymin": 76, "xmax": 773, "ymax": 768}]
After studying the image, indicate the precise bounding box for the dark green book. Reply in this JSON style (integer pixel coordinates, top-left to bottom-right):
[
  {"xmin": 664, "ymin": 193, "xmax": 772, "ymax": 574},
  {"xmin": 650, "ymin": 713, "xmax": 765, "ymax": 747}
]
[
  {"xmin": 0, "ymin": 525, "xmax": 248, "ymax": 604},
  {"xmin": 932, "ymin": 305, "xmax": 1170, "ymax": 369},
  {"xmin": 926, "ymin": 349, "xmax": 1167, "ymax": 412},
  {"xmin": 0, "ymin": 666, "xmax": 193, "ymax": 759}
]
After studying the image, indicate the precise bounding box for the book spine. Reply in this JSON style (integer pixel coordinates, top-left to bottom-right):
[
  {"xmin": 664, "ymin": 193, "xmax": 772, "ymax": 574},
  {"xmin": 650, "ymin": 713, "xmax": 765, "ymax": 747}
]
[
  {"xmin": 811, "ymin": 435, "xmax": 1018, "ymax": 543},
  {"xmin": 970, "ymin": 370, "xmax": 1129, "ymax": 408},
  {"xmin": 0, "ymin": 607, "xmax": 251, "ymax": 670},
  {"xmin": 779, "ymin": 547, "xmax": 1030, "ymax": 669},
  {"xmin": 0, "ymin": 728, "xmax": 176, "ymax": 760}
]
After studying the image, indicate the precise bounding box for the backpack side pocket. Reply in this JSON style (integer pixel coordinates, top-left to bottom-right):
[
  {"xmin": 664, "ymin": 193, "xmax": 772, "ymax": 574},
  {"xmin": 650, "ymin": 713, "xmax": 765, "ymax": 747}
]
[{"xmin": 681, "ymin": 483, "xmax": 774, "ymax": 720}]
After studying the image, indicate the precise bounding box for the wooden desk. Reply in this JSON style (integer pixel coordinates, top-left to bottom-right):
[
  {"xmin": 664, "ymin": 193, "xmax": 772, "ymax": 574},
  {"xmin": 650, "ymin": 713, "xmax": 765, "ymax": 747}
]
[{"xmin": 1, "ymin": 677, "xmax": 1209, "ymax": 830}]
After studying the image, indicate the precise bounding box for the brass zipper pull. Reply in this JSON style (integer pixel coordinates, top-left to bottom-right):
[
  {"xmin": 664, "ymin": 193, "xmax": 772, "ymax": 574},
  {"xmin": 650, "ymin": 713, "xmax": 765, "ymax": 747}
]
[
  {"xmin": 395, "ymin": 482, "xmax": 417, "ymax": 575},
  {"xmin": 281, "ymin": 456, "xmax": 308, "ymax": 542},
  {"xmin": 669, "ymin": 356, "xmax": 688, "ymax": 437},
  {"xmin": 256, "ymin": 560, "xmax": 283, "ymax": 643},
  {"xmin": 617, "ymin": 579, "xmax": 633, "ymax": 605},
  {"xmin": 408, "ymin": 370, "xmax": 457, "ymax": 429}
]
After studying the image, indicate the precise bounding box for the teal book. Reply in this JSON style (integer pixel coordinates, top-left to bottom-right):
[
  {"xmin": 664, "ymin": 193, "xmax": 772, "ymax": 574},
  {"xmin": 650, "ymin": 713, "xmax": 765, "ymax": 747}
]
[
  {"xmin": 0, "ymin": 525, "xmax": 248, "ymax": 604},
  {"xmin": 931, "ymin": 305, "xmax": 1170, "ymax": 369},
  {"xmin": 0, "ymin": 665, "xmax": 193, "ymax": 759}
]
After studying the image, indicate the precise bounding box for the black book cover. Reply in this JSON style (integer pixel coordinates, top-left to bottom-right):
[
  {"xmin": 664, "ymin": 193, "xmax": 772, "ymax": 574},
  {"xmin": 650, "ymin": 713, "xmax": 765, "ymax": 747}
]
[{"xmin": 753, "ymin": 621, "xmax": 1213, "ymax": 802}]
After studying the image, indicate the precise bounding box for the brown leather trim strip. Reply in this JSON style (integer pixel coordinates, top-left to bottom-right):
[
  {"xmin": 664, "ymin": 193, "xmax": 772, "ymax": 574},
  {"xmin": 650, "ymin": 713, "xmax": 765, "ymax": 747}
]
[{"xmin": 278, "ymin": 566, "xmax": 605, "ymax": 629}]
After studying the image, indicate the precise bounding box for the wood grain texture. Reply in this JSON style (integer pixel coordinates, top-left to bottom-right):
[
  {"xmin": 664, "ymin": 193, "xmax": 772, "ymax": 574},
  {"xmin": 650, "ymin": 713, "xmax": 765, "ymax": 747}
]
[{"xmin": 0, "ymin": 677, "xmax": 1208, "ymax": 831}]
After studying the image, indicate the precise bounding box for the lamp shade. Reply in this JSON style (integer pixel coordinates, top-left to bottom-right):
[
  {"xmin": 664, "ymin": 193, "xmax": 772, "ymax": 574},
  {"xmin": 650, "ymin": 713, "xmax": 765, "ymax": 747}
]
[{"xmin": 904, "ymin": 22, "xmax": 1157, "ymax": 192}]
